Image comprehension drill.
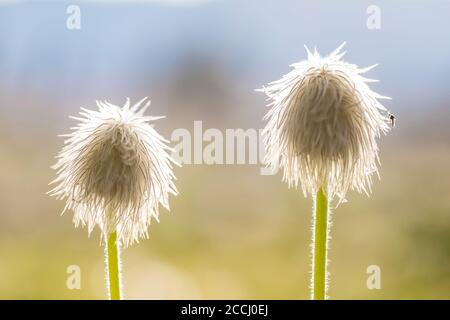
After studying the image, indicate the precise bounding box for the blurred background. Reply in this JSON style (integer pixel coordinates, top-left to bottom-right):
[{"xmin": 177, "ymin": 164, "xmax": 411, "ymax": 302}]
[{"xmin": 0, "ymin": 0, "xmax": 449, "ymax": 299}]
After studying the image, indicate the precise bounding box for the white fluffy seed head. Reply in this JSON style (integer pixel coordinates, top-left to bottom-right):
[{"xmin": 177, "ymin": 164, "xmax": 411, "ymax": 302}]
[
  {"xmin": 259, "ymin": 43, "xmax": 392, "ymax": 202},
  {"xmin": 49, "ymin": 98, "xmax": 178, "ymax": 247}
]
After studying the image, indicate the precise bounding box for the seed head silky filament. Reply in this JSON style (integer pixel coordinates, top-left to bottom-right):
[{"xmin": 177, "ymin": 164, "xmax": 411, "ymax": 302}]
[
  {"xmin": 49, "ymin": 97, "xmax": 178, "ymax": 299},
  {"xmin": 259, "ymin": 43, "xmax": 392, "ymax": 299}
]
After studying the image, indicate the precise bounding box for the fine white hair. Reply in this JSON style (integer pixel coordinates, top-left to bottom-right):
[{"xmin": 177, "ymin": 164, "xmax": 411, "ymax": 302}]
[
  {"xmin": 49, "ymin": 98, "xmax": 178, "ymax": 247},
  {"xmin": 259, "ymin": 43, "xmax": 391, "ymax": 201}
]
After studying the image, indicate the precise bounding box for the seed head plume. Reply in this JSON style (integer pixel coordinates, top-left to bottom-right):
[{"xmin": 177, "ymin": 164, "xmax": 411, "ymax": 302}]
[
  {"xmin": 259, "ymin": 42, "xmax": 391, "ymax": 202},
  {"xmin": 49, "ymin": 98, "xmax": 178, "ymax": 248}
]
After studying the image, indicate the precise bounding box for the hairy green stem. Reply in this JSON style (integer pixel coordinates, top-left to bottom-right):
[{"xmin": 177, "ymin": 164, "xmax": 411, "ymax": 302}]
[
  {"xmin": 312, "ymin": 187, "xmax": 329, "ymax": 300},
  {"xmin": 105, "ymin": 231, "xmax": 121, "ymax": 300}
]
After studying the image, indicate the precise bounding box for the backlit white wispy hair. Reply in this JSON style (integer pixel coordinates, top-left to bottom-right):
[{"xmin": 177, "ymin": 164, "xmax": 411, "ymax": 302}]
[
  {"xmin": 49, "ymin": 98, "xmax": 178, "ymax": 247},
  {"xmin": 259, "ymin": 43, "xmax": 391, "ymax": 201}
]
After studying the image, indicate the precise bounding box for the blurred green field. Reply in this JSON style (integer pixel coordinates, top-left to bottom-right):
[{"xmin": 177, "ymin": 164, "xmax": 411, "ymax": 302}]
[{"xmin": 0, "ymin": 140, "xmax": 449, "ymax": 299}]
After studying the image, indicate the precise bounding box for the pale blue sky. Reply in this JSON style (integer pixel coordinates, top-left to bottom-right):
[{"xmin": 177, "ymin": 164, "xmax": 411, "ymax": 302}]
[{"xmin": 0, "ymin": 0, "xmax": 449, "ymax": 115}]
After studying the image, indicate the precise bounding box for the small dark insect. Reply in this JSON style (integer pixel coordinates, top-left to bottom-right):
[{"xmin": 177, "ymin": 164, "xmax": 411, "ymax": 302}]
[{"xmin": 389, "ymin": 113, "xmax": 396, "ymax": 127}]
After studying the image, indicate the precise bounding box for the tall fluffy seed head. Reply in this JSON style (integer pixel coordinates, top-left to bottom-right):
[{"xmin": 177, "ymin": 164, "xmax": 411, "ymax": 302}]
[
  {"xmin": 49, "ymin": 98, "xmax": 178, "ymax": 247},
  {"xmin": 259, "ymin": 43, "xmax": 392, "ymax": 201}
]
